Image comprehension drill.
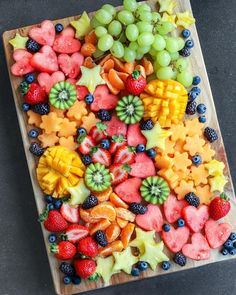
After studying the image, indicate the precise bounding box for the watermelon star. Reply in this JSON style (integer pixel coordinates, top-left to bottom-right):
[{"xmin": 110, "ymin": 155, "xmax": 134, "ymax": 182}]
[
  {"xmin": 141, "ymin": 122, "xmax": 172, "ymax": 150},
  {"xmin": 209, "ymin": 175, "xmax": 228, "ymax": 193},
  {"xmin": 70, "ymin": 11, "xmax": 92, "ymax": 39},
  {"xmin": 96, "ymin": 256, "xmax": 115, "ymax": 286},
  {"xmin": 9, "ymin": 33, "xmax": 29, "ymax": 50},
  {"xmin": 77, "ymin": 65, "xmax": 105, "ymax": 93},
  {"xmin": 205, "ymin": 160, "xmax": 225, "ymax": 176},
  {"xmin": 67, "ymin": 179, "xmax": 90, "ymax": 206},
  {"xmin": 176, "ymin": 11, "xmax": 196, "ymax": 28},
  {"xmin": 162, "ymin": 12, "xmax": 177, "ymax": 27},
  {"xmin": 112, "ymin": 247, "xmax": 139, "ymax": 274},
  {"xmin": 129, "ymin": 227, "xmax": 156, "ymax": 254},
  {"xmin": 158, "ymin": 0, "xmax": 177, "ymax": 14}
]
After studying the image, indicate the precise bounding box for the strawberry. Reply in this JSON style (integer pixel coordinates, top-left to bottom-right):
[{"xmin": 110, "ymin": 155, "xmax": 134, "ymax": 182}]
[
  {"xmin": 37, "ymin": 71, "xmax": 65, "ymax": 93},
  {"xmin": 11, "ymin": 49, "xmax": 35, "ymax": 77},
  {"xmin": 114, "ymin": 145, "xmax": 135, "ymax": 165},
  {"xmin": 60, "ymin": 202, "xmax": 79, "ymax": 223},
  {"xmin": 51, "ymin": 241, "xmax": 76, "ymax": 260},
  {"xmin": 58, "ymin": 52, "xmax": 84, "ymax": 79},
  {"xmin": 53, "ymin": 27, "xmax": 81, "ymax": 54},
  {"xmin": 39, "ymin": 210, "xmax": 68, "ymax": 232},
  {"xmin": 89, "ymin": 122, "xmax": 107, "ymax": 143},
  {"xmin": 114, "ymin": 177, "xmax": 142, "ymax": 203},
  {"xmin": 74, "ymin": 259, "xmax": 96, "ymax": 279},
  {"xmin": 127, "ymin": 123, "xmax": 147, "ymax": 147},
  {"xmin": 77, "ymin": 236, "xmax": 98, "ymax": 258},
  {"xmin": 136, "ymin": 204, "xmax": 164, "ymax": 232},
  {"xmin": 109, "ymin": 134, "xmax": 127, "ymax": 154},
  {"xmin": 110, "ymin": 163, "xmax": 131, "ymax": 185},
  {"xmin": 182, "ymin": 233, "xmax": 210, "ymax": 260},
  {"xmin": 182, "ymin": 205, "xmax": 209, "ymax": 233},
  {"xmin": 24, "ymin": 83, "xmax": 47, "ymax": 105},
  {"xmin": 105, "ymin": 115, "xmax": 127, "ymax": 137},
  {"xmin": 76, "ymin": 85, "xmax": 89, "ymax": 101},
  {"xmin": 126, "ymin": 69, "xmax": 146, "ymax": 96},
  {"xmin": 29, "ymin": 20, "xmax": 55, "ymax": 46},
  {"xmin": 78, "ymin": 135, "xmax": 95, "ymax": 155},
  {"xmin": 91, "ymin": 147, "xmax": 111, "ymax": 167},
  {"xmin": 164, "ymin": 194, "xmax": 188, "ymax": 223},
  {"xmin": 209, "ymin": 193, "xmax": 231, "ymax": 220},
  {"xmin": 63, "ymin": 224, "xmax": 89, "ymax": 244},
  {"xmin": 90, "ymin": 85, "xmax": 119, "ymax": 112},
  {"xmin": 129, "ymin": 152, "xmax": 156, "ymax": 178}
]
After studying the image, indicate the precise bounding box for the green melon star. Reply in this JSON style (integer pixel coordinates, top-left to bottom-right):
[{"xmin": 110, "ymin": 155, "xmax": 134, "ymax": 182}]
[
  {"xmin": 71, "ymin": 11, "xmax": 92, "ymax": 39},
  {"xmin": 112, "ymin": 247, "xmax": 139, "ymax": 274},
  {"xmin": 158, "ymin": 0, "xmax": 177, "ymax": 14},
  {"xmin": 96, "ymin": 256, "xmax": 115, "ymax": 286},
  {"xmin": 129, "ymin": 227, "xmax": 156, "ymax": 254},
  {"xmin": 209, "ymin": 175, "xmax": 228, "ymax": 193},
  {"xmin": 9, "ymin": 33, "xmax": 28, "ymax": 50},
  {"xmin": 67, "ymin": 178, "xmax": 90, "ymax": 206},
  {"xmin": 205, "ymin": 159, "xmax": 225, "ymax": 176}
]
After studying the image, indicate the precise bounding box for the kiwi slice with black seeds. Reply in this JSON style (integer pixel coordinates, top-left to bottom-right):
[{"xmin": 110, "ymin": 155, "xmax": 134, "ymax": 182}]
[{"xmin": 85, "ymin": 163, "xmax": 111, "ymax": 192}]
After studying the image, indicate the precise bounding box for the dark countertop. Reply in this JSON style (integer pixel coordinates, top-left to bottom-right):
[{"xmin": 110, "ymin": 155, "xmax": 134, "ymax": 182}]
[{"xmin": 0, "ymin": 0, "xmax": 235, "ymax": 294}]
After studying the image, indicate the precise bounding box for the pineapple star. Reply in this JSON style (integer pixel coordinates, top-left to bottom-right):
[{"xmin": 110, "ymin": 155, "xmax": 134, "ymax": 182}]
[
  {"xmin": 209, "ymin": 175, "xmax": 228, "ymax": 193},
  {"xmin": 96, "ymin": 256, "xmax": 115, "ymax": 286},
  {"xmin": 141, "ymin": 122, "xmax": 172, "ymax": 150},
  {"xmin": 67, "ymin": 179, "xmax": 90, "ymax": 206},
  {"xmin": 77, "ymin": 65, "xmax": 105, "ymax": 93},
  {"xmin": 162, "ymin": 12, "xmax": 177, "ymax": 28},
  {"xmin": 9, "ymin": 33, "xmax": 28, "ymax": 50},
  {"xmin": 129, "ymin": 227, "xmax": 155, "ymax": 254},
  {"xmin": 158, "ymin": 0, "xmax": 177, "ymax": 14},
  {"xmin": 112, "ymin": 247, "xmax": 139, "ymax": 274},
  {"xmin": 205, "ymin": 159, "xmax": 225, "ymax": 176},
  {"xmin": 176, "ymin": 11, "xmax": 196, "ymax": 28},
  {"xmin": 70, "ymin": 11, "xmax": 92, "ymax": 39}
]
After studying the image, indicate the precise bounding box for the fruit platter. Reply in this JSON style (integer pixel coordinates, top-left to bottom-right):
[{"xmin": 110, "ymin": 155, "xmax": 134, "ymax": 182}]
[{"xmin": 2, "ymin": 0, "xmax": 236, "ymax": 294}]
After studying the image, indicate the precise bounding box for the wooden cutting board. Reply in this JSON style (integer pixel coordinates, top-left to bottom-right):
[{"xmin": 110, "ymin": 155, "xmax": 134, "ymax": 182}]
[{"xmin": 2, "ymin": 1, "xmax": 236, "ymax": 294}]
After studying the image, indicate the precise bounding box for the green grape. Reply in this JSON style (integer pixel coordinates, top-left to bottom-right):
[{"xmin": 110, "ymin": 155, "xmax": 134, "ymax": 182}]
[
  {"xmin": 154, "ymin": 60, "xmax": 161, "ymax": 72},
  {"xmin": 155, "ymin": 21, "xmax": 175, "ymax": 35},
  {"xmin": 152, "ymin": 34, "xmax": 166, "ymax": 51},
  {"xmin": 117, "ymin": 10, "xmax": 135, "ymax": 25},
  {"xmin": 138, "ymin": 11, "xmax": 153, "ymax": 22},
  {"xmin": 129, "ymin": 41, "xmax": 139, "ymax": 51},
  {"xmin": 152, "ymin": 12, "xmax": 161, "ymax": 23},
  {"xmin": 118, "ymin": 31, "xmax": 127, "ymax": 43},
  {"xmin": 169, "ymin": 51, "xmax": 179, "ymax": 61},
  {"xmin": 95, "ymin": 9, "xmax": 112, "ymax": 25},
  {"xmin": 102, "ymin": 4, "xmax": 116, "ymax": 18},
  {"xmin": 136, "ymin": 21, "xmax": 153, "ymax": 33},
  {"xmin": 95, "ymin": 26, "xmax": 107, "ymax": 38},
  {"xmin": 137, "ymin": 46, "xmax": 151, "ymax": 55},
  {"xmin": 177, "ymin": 71, "xmax": 193, "ymax": 87},
  {"xmin": 108, "ymin": 20, "xmax": 122, "ymax": 37},
  {"xmin": 149, "ymin": 47, "xmax": 157, "ymax": 57},
  {"xmin": 137, "ymin": 32, "xmax": 154, "ymax": 47},
  {"xmin": 110, "ymin": 41, "xmax": 124, "ymax": 58},
  {"xmin": 93, "ymin": 49, "xmax": 105, "ymax": 59},
  {"xmin": 136, "ymin": 3, "xmax": 151, "ymax": 14},
  {"xmin": 165, "ymin": 37, "xmax": 179, "ymax": 53},
  {"xmin": 126, "ymin": 24, "xmax": 139, "ymax": 42},
  {"xmin": 98, "ymin": 34, "xmax": 114, "ymax": 51},
  {"xmin": 136, "ymin": 52, "xmax": 144, "ymax": 60},
  {"xmin": 124, "ymin": 47, "xmax": 136, "ymax": 62},
  {"xmin": 156, "ymin": 66, "xmax": 174, "ymax": 80},
  {"xmin": 175, "ymin": 58, "xmax": 189, "ymax": 73},
  {"xmin": 172, "ymin": 68, "xmax": 178, "ymax": 80},
  {"xmin": 124, "ymin": 0, "xmax": 137, "ymax": 12},
  {"xmin": 91, "ymin": 16, "xmax": 102, "ymax": 29},
  {"xmin": 156, "ymin": 50, "xmax": 171, "ymax": 67},
  {"xmin": 176, "ymin": 37, "xmax": 185, "ymax": 51}
]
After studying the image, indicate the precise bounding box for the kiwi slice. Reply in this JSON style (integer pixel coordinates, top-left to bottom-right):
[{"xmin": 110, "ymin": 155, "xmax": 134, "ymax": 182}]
[
  {"xmin": 140, "ymin": 176, "xmax": 170, "ymax": 205},
  {"xmin": 49, "ymin": 81, "xmax": 77, "ymax": 110},
  {"xmin": 116, "ymin": 95, "xmax": 144, "ymax": 124},
  {"xmin": 85, "ymin": 163, "xmax": 111, "ymax": 192}
]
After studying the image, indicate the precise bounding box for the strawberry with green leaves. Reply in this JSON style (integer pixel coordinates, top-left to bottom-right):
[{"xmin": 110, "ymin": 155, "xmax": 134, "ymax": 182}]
[
  {"xmin": 126, "ymin": 69, "xmax": 146, "ymax": 96},
  {"xmin": 74, "ymin": 259, "xmax": 96, "ymax": 279},
  {"xmin": 51, "ymin": 241, "xmax": 76, "ymax": 260},
  {"xmin": 109, "ymin": 134, "xmax": 127, "ymax": 154},
  {"xmin": 39, "ymin": 209, "xmax": 68, "ymax": 232},
  {"xmin": 114, "ymin": 145, "xmax": 135, "ymax": 165},
  {"xmin": 110, "ymin": 163, "xmax": 131, "ymax": 185},
  {"xmin": 91, "ymin": 147, "xmax": 111, "ymax": 167},
  {"xmin": 209, "ymin": 193, "xmax": 231, "ymax": 220},
  {"xmin": 89, "ymin": 122, "xmax": 107, "ymax": 143}
]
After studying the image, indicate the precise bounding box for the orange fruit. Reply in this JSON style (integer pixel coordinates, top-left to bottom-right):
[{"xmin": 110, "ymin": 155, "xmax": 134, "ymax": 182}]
[
  {"xmin": 102, "ymin": 59, "xmax": 115, "ymax": 73},
  {"xmin": 101, "ymin": 73, "xmax": 119, "ymax": 95},
  {"xmin": 141, "ymin": 57, "xmax": 154, "ymax": 75},
  {"xmin": 108, "ymin": 69, "xmax": 125, "ymax": 90},
  {"xmin": 105, "ymin": 223, "xmax": 121, "ymax": 243},
  {"xmin": 124, "ymin": 62, "xmax": 136, "ymax": 74},
  {"xmin": 92, "ymin": 187, "xmax": 112, "ymax": 202},
  {"xmin": 110, "ymin": 193, "xmax": 128, "ymax": 209},
  {"xmin": 121, "ymin": 223, "xmax": 135, "ymax": 248},
  {"xmin": 89, "ymin": 219, "xmax": 111, "ymax": 235},
  {"xmin": 85, "ymin": 30, "xmax": 97, "ymax": 45},
  {"xmin": 115, "ymin": 208, "xmax": 135, "ymax": 222},
  {"xmin": 99, "ymin": 54, "xmax": 112, "ymax": 66},
  {"xmin": 98, "ymin": 240, "xmax": 124, "ymax": 257},
  {"xmin": 135, "ymin": 65, "xmax": 146, "ymax": 78},
  {"xmin": 111, "ymin": 56, "xmax": 126, "ymax": 72},
  {"xmin": 83, "ymin": 57, "xmax": 96, "ymax": 69},
  {"xmin": 90, "ymin": 202, "xmax": 116, "ymax": 221},
  {"xmin": 81, "ymin": 43, "xmax": 96, "ymax": 57},
  {"xmin": 116, "ymin": 217, "xmax": 128, "ymax": 229},
  {"xmin": 116, "ymin": 71, "xmax": 129, "ymax": 83},
  {"xmin": 80, "ymin": 208, "xmax": 100, "ymax": 223}
]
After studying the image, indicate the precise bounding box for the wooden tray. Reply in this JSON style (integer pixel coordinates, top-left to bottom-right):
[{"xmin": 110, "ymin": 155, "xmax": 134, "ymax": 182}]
[{"xmin": 2, "ymin": 1, "xmax": 236, "ymax": 294}]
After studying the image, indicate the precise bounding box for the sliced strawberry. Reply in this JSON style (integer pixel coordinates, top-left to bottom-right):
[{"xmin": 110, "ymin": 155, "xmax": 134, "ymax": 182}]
[
  {"xmin": 89, "ymin": 122, "xmax": 107, "ymax": 143},
  {"xmin": 30, "ymin": 45, "xmax": 58, "ymax": 73},
  {"xmin": 78, "ymin": 135, "xmax": 95, "ymax": 155},
  {"xmin": 114, "ymin": 177, "xmax": 142, "ymax": 203},
  {"xmin": 129, "ymin": 152, "xmax": 156, "ymax": 178},
  {"xmin": 136, "ymin": 204, "xmax": 164, "ymax": 232},
  {"xmin": 114, "ymin": 145, "xmax": 135, "ymax": 165},
  {"xmin": 11, "ymin": 49, "xmax": 34, "ymax": 77},
  {"xmin": 127, "ymin": 123, "xmax": 147, "ymax": 147},
  {"xmin": 76, "ymin": 85, "xmax": 89, "ymax": 100},
  {"xmin": 29, "ymin": 20, "xmax": 55, "ymax": 46},
  {"xmin": 110, "ymin": 163, "xmax": 130, "ymax": 185},
  {"xmin": 53, "ymin": 28, "xmax": 81, "ymax": 54},
  {"xmin": 64, "ymin": 224, "xmax": 89, "ymax": 244},
  {"xmin": 182, "ymin": 233, "xmax": 211, "ymax": 260},
  {"xmin": 58, "ymin": 52, "xmax": 84, "ymax": 79},
  {"xmin": 183, "ymin": 205, "xmax": 209, "ymax": 233},
  {"xmin": 60, "ymin": 202, "xmax": 79, "ymax": 223},
  {"xmin": 109, "ymin": 134, "xmax": 127, "ymax": 154},
  {"xmin": 92, "ymin": 148, "xmax": 111, "ymax": 167},
  {"xmin": 105, "ymin": 115, "xmax": 127, "ymax": 137},
  {"xmin": 37, "ymin": 71, "xmax": 65, "ymax": 93},
  {"xmin": 161, "ymin": 225, "xmax": 190, "ymax": 253},
  {"xmin": 90, "ymin": 85, "xmax": 119, "ymax": 112},
  {"xmin": 164, "ymin": 194, "xmax": 188, "ymax": 223}
]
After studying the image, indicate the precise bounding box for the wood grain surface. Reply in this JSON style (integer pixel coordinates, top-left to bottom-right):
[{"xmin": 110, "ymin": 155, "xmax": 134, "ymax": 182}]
[{"xmin": 2, "ymin": 1, "xmax": 236, "ymax": 294}]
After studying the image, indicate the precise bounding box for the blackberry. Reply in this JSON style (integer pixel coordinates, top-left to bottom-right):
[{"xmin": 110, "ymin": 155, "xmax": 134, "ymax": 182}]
[
  {"xmin": 204, "ymin": 127, "xmax": 218, "ymax": 143},
  {"xmin": 186, "ymin": 101, "xmax": 197, "ymax": 115},
  {"xmin": 59, "ymin": 262, "xmax": 75, "ymax": 276},
  {"xmin": 82, "ymin": 195, "xmax": 98, "ymax": 209},
  {"xmin": 26, "ymin": 39, "xmax": 41, "ymax": 53},
  {"xmin": 97, "ymin": 109, "xmax": 112, "ymax": 121},
  {"xmin": 129, "ymin": 203, "xmax": 148, "ymax": 215},
  {"xmin": 184, "ymin": 192, "xmax": 200, "ymax": 207},
  {"xmin": 29, "ymin": 142, "xmax": 44, "ymax": 157},
  {"xmin": 81, "ymin": 154, "xmax": 92, "ymax": 166},
  {"xmin": 31, "ymin": 103, "xmax": 50, "ymax": 115},
  {"xmin": 179, "ymin": 47, "xmax": 191, "ymax": 57},
  {"xmin": 55, "ymin": 23, "xmax": 64, "ymax": 33},
  {"xmin": 94, "ymin": 230, "xmax": 108, "ymax": 247},
  {"xmin": 173, "ymin": 252, "xmax": 187, "ymax": 266},
  {"xmin": 140, "ymin": 119, "xmax": 154, "ymax": 130}
]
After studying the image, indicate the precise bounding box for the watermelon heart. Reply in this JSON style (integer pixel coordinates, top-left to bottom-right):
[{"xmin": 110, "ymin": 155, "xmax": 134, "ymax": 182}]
[
  {"xmin": 31, "ymin": 45, "xmax": 58, "ymax": 73},
  {"xmin": 127, "ymin": 123, "xmax": 147, "ymax": 147},
  {"xmin": 182, "ymin": 233, "xmax": 210, "ymax": 260},
  {"xmin": 161, "ymin": 225, "xmax": 190, "ymax": 253},
  {"xmin": 105, "ymin": 115, "xmax": 127, "ymax": 137},
  {"xmin": 90, "ymin": 85, "xmax": 119, "ymax": 112},
  {"xmin": 114, "ymin": 177, "xmax": 142, "ymax": 203},
  {"xmin": 183, "ymin": 205, "xmax": 209, "ymax": 233},
  {"xmin": 205, "ymin": 219, "xmax": 232, "ymax": 249},
  {"xmin": 11, "ymin": 49, "xmax": 35, "ymax": 76},
  {"xmin": 58, "ymin": 52, "xmax": 84, "ymax": 79},
  {"xmin": 129, "ymin": 152, "xmax": 156, "ymax": 178},
  {"xmin": 136, "ymin": 204, "xmax": 164, "ymax": 232},
  {"xmin": 37, "ymin": 71, "xmax": 65, "ymax": 93},
  {"xmin": 164, "ymin": 194, "xmax": 188, "ymax": 223},
  {"xmin": 76, "ymin": 85, "xmax": 89, "ymax": 101},
  {"xmin": 53, "ymin": 28, "xmax": 81, "ymax": 54},
  {"xmin": 29, "ymin": 20, "xmax": 55, "ymax": 46}
]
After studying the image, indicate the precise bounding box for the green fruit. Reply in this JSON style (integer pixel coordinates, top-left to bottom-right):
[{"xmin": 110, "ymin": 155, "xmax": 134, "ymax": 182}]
[
  {"xmin": 140, "ymin": 176, "xmax": 170, "ymax": 205},
  {"xmin": 49, "ymin": 81, "xmax": 77, "ymax": 110},
  {"xmin": 85, "ymin": 163, "xmax": 111, "ymax": 192},
  {"xmin": 116, "ymin": 95, "xmax": 144, "ymax": 124}
]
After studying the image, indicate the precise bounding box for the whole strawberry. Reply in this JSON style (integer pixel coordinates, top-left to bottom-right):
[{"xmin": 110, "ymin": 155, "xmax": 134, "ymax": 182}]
[
  {"xmin": 74, "ymin": 259, "xmax": 96, "ymax": 279},
  {"xmin": 209, "ymin": 193, "xmax": 231, "ymax": 220},
  {"xmin": 51, "ymin": 241, "xmax": 76, "ymax": 260},
  {"xmin": 126, "ymin": 69, "xmax": 146, "ymax": 96},
  {"xmin": 25, "ymin": 82, "xmax": 47, "ymax": 105},
  {"xmin": 39, "ymin": 209, "xmax": 68, "ymax": 232},
  {"xmin": 77, "ymin": 236, "xmax": 98, "ymax": 258}
]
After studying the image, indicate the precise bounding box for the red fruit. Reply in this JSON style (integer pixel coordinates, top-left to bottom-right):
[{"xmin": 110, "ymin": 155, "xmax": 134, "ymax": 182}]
[
  {"xmin": 109, "ymin": 135, "xmax": 127, "ymax": 154},
  {"xmin": 90, "ymin": 85, "xmax": 119, "ymax": 112},
  {"xmin": 13, "ymin": 49, "xmax": 32, "ymax": 60},
  {"xmin": 25, "ymin": 83, "xmax": 47, "ymax": 105},
  {"xmin": 161, "ymin": 225, "xmax": 190, "ymax": 253},
  {"xmin": 51, "ymin": 241, "xmax": 76, "ymax": 260},
  {"xmin": 31, "ymin": 45, "xmax": 58, "ymax": 73},
  {"xmin": 77, "ymin": 236, "xmax": 98, "ymax": 258},
  {"xmin": 164, "ymin": 194, "xmax": 188, "ymax": 223},
  {"xmin": 126, "ymin": 69, "xmax": 147, "ymax": 96},
  {"xmin": 67, "ymin": 78, "xmax": 77, "ymax": 85},
  {"xmin": 42, "ymin": 210, "xmax": 68, "ymax": 232},
  {"xmin": 89, "ymin": 122, "xmax": 107, "ymax": 143},
  {"xmin": 129, "ymin": 152, "xmax": 155, "ymax": 178},
  {"xmin": 110, "ymin": 163, "xmax": 130, "ymax": 185},
  {"xmin": 58, "ymin": 52, "xmax": 84, "ymax": 79},
  {"xmin": 64, "ymin": 224, "xmax": 89, "ymax": 244},
  {"xmin": 127, "ymin": 123, "xmax": 147, "ymax": 147},
  {"xmin": 115, "ymin": 177, "xmax": 142, "ymax": 203},
  {"xmin": 53, "ymin": 27, "xmax": 81, "ymax": 54},
  {"xmin": 74, "ymin": 259, "xmax": 96, "ymax": 279},
  {"xmin": 76, "ymin": 85, "xmax": 89, "ymax": 101},
  {"xmin": 91, "ymin": 148, "xmax": 111, "ymax": 167},
  {"xmin": 136, "ymin": 204, "xmax": 163, "ymax": 232},
  {"xmin": 114, "ymin": 145, "xmax": 135, "ymax": 165},
  {"xmin": 11, "ymin": 49, "xmax": 35, "ymax": 76},
  {"xmin": 209, "ymin": 193, "xmax": 231, "ymax": 221},
  {"xmin": 183, "ymin": 205, "xmax": 209, "ymax": 233},
  {"xmin": 78, "ymin": 135, "xmax": 95, "ymax": 155},
  {"xmin": 105, "ymin": 115, "xmax": 127, "ymax": 137},
  {"xmin": 37, "ymin": 71, "xmax": 65, "ymax": 93},
  {"xmin": 29, "ymin": 20, "xmax": 55, "ymax": 46},
  {"xmin": 182, "ymin": 233, "xmax": 210, "ymax": 260},
  {"xmin": 60, "ymin": 202, "xmax": 79, "ymax": 223},
  {"xmin": 205, "ymin": 219, "xmax": 232, "ymax": 249}
]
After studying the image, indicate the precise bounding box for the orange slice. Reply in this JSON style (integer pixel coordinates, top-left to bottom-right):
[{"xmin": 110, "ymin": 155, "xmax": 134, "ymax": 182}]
[
  {"xmin": 124, "ymin": 62, "xmax": 136, "ymax": 74},
  {"xmin": 90, "ymin": 202, "xmax": 116, "ymax": 221},
  {"xmin": 141, "ymin": 57, "xmax": 154, "ymax": 75},
  {"xmin": 108, "ymin": 69, "xmax": 125, "ymax": 90},
  {"xmin": 90, "ymin": 219, "xmax": 111, "ymax": 235},
  {"xmin": 99, "ymin": 54, "xmax": 112, "ymax": 66},
  {"xmin": 102, "ymin": 59, "xmax": 115, "ymax": 73},
  {"xmin": 81, "ymin": 43, "xmax": 96, "ymax": 57},
  {"xmin": 110, "ymin": 193, "xmax": 128, "ymax": 209},
  {"xmin": 83, "ymin": 56, "xmax": 96, "ymax": 69},
  {"xmin": 85, "ymin": 30, "xmax": 97, "ymax": 45},
  {"xmin": 80, "ymin": 208, "xmax": 100, "ymax": 223},
  {"xmin": 111, "ymin": 56, "xmax": 126, "ymax": 72},
  {"xmin": 93, "ymin": 187, "xmax": 112, "ymax": 202},
  {"xmin": 116, "ymin": 217, "xmax": 129, "ymax": 229},
  {"xmin": 101, "ymin": 73, "xmax": 120, "ymax": 95},
  {"xmin": 115, "ymin": 208, "xmax": 135, "ymax": 222},
  {"xmin": 116, "ymin": 71, "xmax": 129, "ymax": 83},
  {"xmin": 98, "ymin": 240, "xmax": 124, "ymax": 257},
  {"xmin": 105, "ymin": 223, "xmax": 121, "ymax": 243},
  {"xmin": 120, "ymin": 223, "xmax": 135, "ymax": 248}
]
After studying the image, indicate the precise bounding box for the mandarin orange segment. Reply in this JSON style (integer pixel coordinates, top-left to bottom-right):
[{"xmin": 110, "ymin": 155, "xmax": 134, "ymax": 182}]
[
  {"xmin": 90, "ymin": 202, "xmax": 116, "ymax": 221},
  {"xmin": 124, "ymin": 62, "xmax": 136, "ymax": 74},
  {"xmin": 111, "ymin": 56, "xmax": 126, "ymax": 72},
  {"xmin": 116, "ymin": 218, "xmax": 129, "ymax": 229},
  {"xmin": 117, "ymin": 71, "xmax": 129, "ymax": 83},
  {"xmin": 120, "ymin": 223, "xmax": 135, "ymax": 248},
  {"xmin": 102, "ymin": 59, "xmax": 115, "ymax": 73},
  {"xmin": 135, "ymin": 65, "xmax": 146, "ymax": 78},
  {"xmin": 93, "ymin": 187, "xmax": 112, "ymax": 202},
  {"xmin": 85, "ymin": 30, "xmax": 97, "ymax": 45},
  {"xmin": 101, "ymin": 73, "xmax": 120, "ymax": 95},
  {"xmin": 105, "ymin": 223, "xmax": 121, "ymax": 243},
  {"xmin": 110, "ymin": 193, "xmax": 128, "ymax": 209},
  {"xmin": 98, "ymin": 240, "xmax": 124, "ymax": 257},
  {"xmin": 115, "ymin": 208, "xmax": 135, "ymax": 222},
  {"xmin": 141, "ymin": 57, "xmax": 154, "ymax": 76},
  {"xmin": 81, "ymin": 43, "xmax": 96, "ymax": 57},
  {"xmin": 80, "ymin": 208, "xmax": 100, "ymax": 223},
  {"xmin": 90, "ymin": 219, "xmax": 111, "ymax": 235},
  {"xmin": 108, "ymin": 69, "xmax": 125, "ymax": 90},
  {"xmin": 83, "ymin": 56, "xmax": 96, "ymax": 69},
  {"xmin": 99, "ymin": 54, "xmax": 112, "ymax": 66}
]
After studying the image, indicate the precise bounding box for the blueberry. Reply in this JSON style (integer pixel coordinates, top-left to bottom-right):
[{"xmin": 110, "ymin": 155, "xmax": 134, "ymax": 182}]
[
  {"xmin": 182, "ymin": 29, "xmax": 191, "ymax": 38},
  {"xmin": 192, "ymin": 155, "xmax": 202, "ymax": 166},
  {"xmin": 72, "ymin": 276, "xmax": 81, "ymax": 285},
  {"xmin": 85, "ymin": 94, "xmax": 94, "ymax": 105},
  {"xmin": 230, "ymin": 248, "xmax": 236, "ymax": 255},
  {"xmin": 25, "ymin": 73, "xmax": 35, "ymax": 84},
  {"xmin": 223, "ymin": 240, "xmax": 233, "ymax": 250},
  {"xmin": 45, "ymin": 195, "xmax": 53, "ymax": 203},
  {"xmin": 54, "ymin": 200, "xmax": 62, "ymax": 209},
  {"xmin": 191, "ymin": 87, "xmax": 201, "ymax": 95},
  {"xmin": 136, "ymin": 144, "xmax": 146, "ymax": 153},
  {"xmin": 137, "ymin": 261, "xmax": 149, "ymax": 271},
  {"xmin": 21, "ymin": 102, "xmax": 30, "ymax": 112},
  {"xmin": 55, "ymin": 23, "xmax": 64, "ymax": 33},
  {"xmin": 28, "ymin": 129, "xmax": 39, "ymax": 138},
  {"xmin": 177, "ymin": 218, "xmax": 185, "ymax": 227},
  {"xmin": 185, "ymin": 39, "xmax": 194, "ymax": 49},
  {"xmin": 63, "ymin": 276, "xmax": 72, "ymax": 285},
  {"xmin": 161, "ymin": 261, "xmax": 171, "ymax": 271},
  {"xmin": 229, "ymin": 233, "xmax": 236, "ymax": 241},
  {"xmin": 146, "ymin": 148, "xmax": 157, "ymax": 159},
  {"xmin": 131, "ymin": 267, "xmax": 140, "ymax": 276},
  {"xmin": 47, "ymin": 203, "xmax": 54, "ymax": 211},
  {"xmin": 199, "ymin": 116, "xmax": 206, "ymax": 123},
  {"xmin": 221, "ymin": 248, "xmax": 229, "ymax": 255},
  {"xmin": 77, "ymin": 127, "xmax": 87, "ymax": 136},
  {"xmin": 188, "ymin": 91, "xmax": 197, "ymax": 102},
  {"xmin": 48, "ymin": 234, "xmax": 57, "ymax": 243},
  {"xmin": 192, "ymin": 76, "xmax": 201, "ymax": 85},
  {"xmin": 81, "ymin": 154, "xmax": 92, "ymax": 166},
  {"xmin": 197, "ymin": 103, "xmax": 206, "ymax": 115},
  {"xmin": 162, "ymin": 223, "xmax": 171, "ymax": 232},
  {"xmin": 100, "ymin": 139, "xmax": 110, "ymax": 149}
]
